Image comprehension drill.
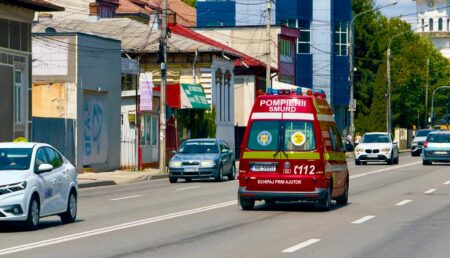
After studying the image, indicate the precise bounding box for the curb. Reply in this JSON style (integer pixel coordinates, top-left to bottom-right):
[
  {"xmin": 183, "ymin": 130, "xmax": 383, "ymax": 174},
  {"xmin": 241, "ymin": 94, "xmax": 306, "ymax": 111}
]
[
  {"xmin": 150, "ymin": 174, "xmax": 169, "ymax": 180},
  {"xmin": 78, "ymin": 180, "xmax": 116, "ymax": 189}
]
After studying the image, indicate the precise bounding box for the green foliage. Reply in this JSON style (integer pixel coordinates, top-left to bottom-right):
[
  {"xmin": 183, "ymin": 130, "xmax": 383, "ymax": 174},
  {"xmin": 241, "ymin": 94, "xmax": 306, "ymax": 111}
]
[
  {"xmin": 205, "ymin": 106, "xmax": 217, "ymax": 138},
  {"xmin": 182, "ymin": 0, "xmax": 196, "ymax": 7},
  {"xmin": 353, "ymin": 0, "xmax": 450, "ymax": 132}
]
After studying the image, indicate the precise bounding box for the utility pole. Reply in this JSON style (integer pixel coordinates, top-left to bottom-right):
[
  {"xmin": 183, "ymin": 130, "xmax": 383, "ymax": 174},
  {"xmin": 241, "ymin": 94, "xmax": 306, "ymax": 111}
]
[
  {"xmin": 387, "ymin": 47, "xmax": 391, "ymax": 134},
  {"xmin": 426, "ymin": 55, "xmax": 430, "ymax": 128},
  {"xmin": 266, "ymin": 0, "xmax": 271, "ymax": 90},
  {"xmin": 159, "ymin": 0, "xmax": 167, "ymax": 173}
]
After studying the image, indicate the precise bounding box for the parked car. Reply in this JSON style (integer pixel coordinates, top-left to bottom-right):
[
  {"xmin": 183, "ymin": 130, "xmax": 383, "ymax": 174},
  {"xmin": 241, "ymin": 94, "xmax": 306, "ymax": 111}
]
[
  {"xmin": 411, "ymin": 129, "xmax": 432, "ymax": 156},
  {"xmin": 422, "ymin": 131, "xmax": 450, "ymax": 165},
  {"xmin": 354, "ymin": 132, "xmax": 399, "ymax": 165},
  {"xmin": 0, "ymin": 142, "xmax": 78, "ymax": 230},
  {"xmin": 168, "ymin": 139, "xmax": 236, "ymax": 183}
]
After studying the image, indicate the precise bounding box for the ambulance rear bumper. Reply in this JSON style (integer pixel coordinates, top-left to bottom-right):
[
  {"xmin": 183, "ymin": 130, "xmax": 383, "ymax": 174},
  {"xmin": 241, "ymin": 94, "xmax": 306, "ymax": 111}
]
[{"xmin": 238, "ymin": 187, "xmax": 328, "ymax": 202}]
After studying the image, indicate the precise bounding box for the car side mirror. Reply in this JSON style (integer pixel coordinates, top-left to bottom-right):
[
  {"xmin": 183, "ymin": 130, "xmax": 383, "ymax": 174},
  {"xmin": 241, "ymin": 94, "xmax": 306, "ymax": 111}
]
[
  {"xmin": 171, "ymin": 150, "xmax": 177, "ymax": 154},
  {"xmin": 37, "ymin": 164, "xmax": 53, "ymax": 173},
  {"xmin": 222, "ymin": 149, "xmax": 229, "ymax": 154},
  {"xmin": 412, "ymin": 136, "xmax": 415, "ymax": 139},
  {"xmin": 418, "ymin": 141, "xmax": 424, "ymax": 146}
]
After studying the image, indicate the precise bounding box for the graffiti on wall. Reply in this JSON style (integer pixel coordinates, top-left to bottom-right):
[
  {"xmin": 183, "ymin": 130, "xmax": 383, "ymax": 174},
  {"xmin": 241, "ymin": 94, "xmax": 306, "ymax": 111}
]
[{"xmin": 83, "ymin": 95, "xmax": 108, "ymax": 165}]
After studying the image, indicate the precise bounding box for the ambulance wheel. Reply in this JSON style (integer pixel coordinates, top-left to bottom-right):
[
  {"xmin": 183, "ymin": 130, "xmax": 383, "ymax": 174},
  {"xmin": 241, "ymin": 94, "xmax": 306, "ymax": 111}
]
[
  {"xmin": 227, "ymin": 164, "xmax": 236, "ymax": 181},
  {"xmin": 25, "ymin": 195, "xmax": 40, "ymax": 231},
  {"xmin": 355, "ymin": 159, "xmax": 361, "ymax": 165},
  {"xmin": 215, "ymin": 165, "xmax": 223, "ymax": 182},
  {"xmin": 264, "ymin": 199, "xmax": 276, "ymax": 206},
  {"xmin": 240, "ymin": 197, "xmax": 255, "ymax": 210},
  {"xmin": 336, "ymin": 181, "xmax": 349, "ymax": 205},
  {"xmin": 316, "ymin": 184, "xmax": 332, "ymax": 211}
]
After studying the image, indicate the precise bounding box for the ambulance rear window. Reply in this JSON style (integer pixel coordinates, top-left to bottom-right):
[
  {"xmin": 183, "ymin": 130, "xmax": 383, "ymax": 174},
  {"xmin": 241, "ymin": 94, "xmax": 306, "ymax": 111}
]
[
  {"xmin": 284, "ymin": 121, "xmax": 316, "ymax": 151},
  {"xmin": 247, "ymin": 121, "xmax": 280, "ymax": 151}
]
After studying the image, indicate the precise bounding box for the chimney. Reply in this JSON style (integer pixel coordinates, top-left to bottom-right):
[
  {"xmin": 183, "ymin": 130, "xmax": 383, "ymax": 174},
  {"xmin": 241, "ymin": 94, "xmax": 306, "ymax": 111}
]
[{"xmin": 88, "ymin": 3, "xmax": 100, "ymax": 21}]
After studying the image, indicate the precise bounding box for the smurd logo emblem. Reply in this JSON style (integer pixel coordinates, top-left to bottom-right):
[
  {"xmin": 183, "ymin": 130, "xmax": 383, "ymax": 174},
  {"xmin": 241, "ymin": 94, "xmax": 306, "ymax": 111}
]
[
  {"xmin": 284, "ymin": 162, "xmax": 291, "ymax": 169},
  {"xmin": 257, "ymin": 131, "xmax": 272, "ymax": 146}
]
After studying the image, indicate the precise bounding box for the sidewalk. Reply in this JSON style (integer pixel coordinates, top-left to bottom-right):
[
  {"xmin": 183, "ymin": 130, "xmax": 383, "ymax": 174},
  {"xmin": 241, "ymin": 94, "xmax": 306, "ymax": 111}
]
[{"xmin": 78, "ymin": 168, "xmax": 168, "ymax": 189}]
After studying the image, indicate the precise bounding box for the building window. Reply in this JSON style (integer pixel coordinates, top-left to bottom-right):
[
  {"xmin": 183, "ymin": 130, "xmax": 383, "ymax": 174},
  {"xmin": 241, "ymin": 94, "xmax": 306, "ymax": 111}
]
[
  {"xmin": 439, "ymin": 18, "xmax": 443, "ymax": 31},
  {"xmin": 14, "ymin": 70, "xmax": 24, "ymax": 123},
  {"xmin": 215, "ymin": 69, "xmax": 223, "ymax": 122},
  {"xmin": 281, "ymin": 19, "xmax": 297, "ymax": 29},
  {"xmin": 297, "ymin": 20, "xmax": 311, "ymax": 54},
  {"xmin": 334, "ymin": 21, "xmax": 348, "ymax": 56},
  {"xmin": 225, "ymin": 70, "xmax": 232, "ymax": 122},
  {"xmin": 141, "ymin": 114, "xmax": 158, "ymax": 146},
  {"xmin": 280, "ymin": 39, "xmax": 293, "ymax": 63},
  {"xmin": 279, "ymin": 75, "xmax": 294, "ymax": 84},
  {"xmin": 429, "ymin": 18, "xmax": 434, "ymax": 31},
  {"xmin": 121, "ymin": 74, "xmax": 138, "ymax": 91}
]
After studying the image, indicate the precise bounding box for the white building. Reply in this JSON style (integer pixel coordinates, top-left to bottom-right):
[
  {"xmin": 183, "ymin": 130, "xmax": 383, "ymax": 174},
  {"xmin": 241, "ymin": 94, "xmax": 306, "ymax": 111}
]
[{"xmin": 417, "ymin": 0, "xmax": 450, "ymax": 57}]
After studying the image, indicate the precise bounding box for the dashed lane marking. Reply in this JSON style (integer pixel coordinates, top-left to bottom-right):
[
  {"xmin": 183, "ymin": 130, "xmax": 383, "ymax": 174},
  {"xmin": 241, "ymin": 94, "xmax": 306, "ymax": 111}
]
[
  {"xmin": 424, "ymin": 189, "xmax": 437, "ymax": 194},
  {"xmin": 176, "ymin": 186, "xmax": 200, "ymax": 191},
  {"xmin": 282, "ymin": 239, "xmax": 321, "ymax": 253},
  {"xmin": 352, "ymin": 215, "xmax": 376, "ymax": 224},
  {"xmin": 349, "ymin": 162, "xmax": 422, "ymax": 180},
  {"xmin": 444, "ymin": 181, "xmax": 450, "ymax": 185},
  {"xmin": 110, "ymin": 195, "xmax": 142, "ymax": 201},
  {"xmin": 395, "ymin": 200, "xmax": 412, "ymax": 206}
]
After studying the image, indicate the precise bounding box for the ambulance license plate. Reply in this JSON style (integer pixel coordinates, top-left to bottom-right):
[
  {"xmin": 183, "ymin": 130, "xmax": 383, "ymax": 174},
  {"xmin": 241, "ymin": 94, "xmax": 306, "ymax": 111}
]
[{"xmin": 251, "ymin": 165, "xmax": 276, "ymax": 172}]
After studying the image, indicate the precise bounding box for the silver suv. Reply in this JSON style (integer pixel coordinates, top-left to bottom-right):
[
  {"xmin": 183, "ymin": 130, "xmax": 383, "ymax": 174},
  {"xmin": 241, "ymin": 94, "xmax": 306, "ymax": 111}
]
[{"xmin": 411, "ymin": 129, "xmax": 432, "ymax": 156}]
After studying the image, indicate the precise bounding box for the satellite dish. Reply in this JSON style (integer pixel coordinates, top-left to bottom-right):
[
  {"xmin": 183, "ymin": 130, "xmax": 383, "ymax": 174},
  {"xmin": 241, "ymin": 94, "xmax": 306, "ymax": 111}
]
[{"xmin": 45, "ymin": 27, "xmax": 57, "ymax": 33}]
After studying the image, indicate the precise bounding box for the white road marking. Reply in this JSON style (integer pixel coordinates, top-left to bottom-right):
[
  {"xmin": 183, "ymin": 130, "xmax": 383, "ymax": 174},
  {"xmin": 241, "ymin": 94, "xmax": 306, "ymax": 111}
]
[
  {"xmin": 424, "ymin": 189, "xmax": 437, "ymax": 194},
  {"xmin": 0, "ymin": 201, "xmax": 237, "ymax": 256},
  {"xmin": 444, "ymin": 181, "xmax": 450, "ymax": 185},
  {"xmin": 176, "ymin": 186, "xmax": 200, "ymax": 191},
  {"xmin": 350, "ymin": 161, "xmax": 422, "ymax": 180},
  {"xmin": 352, "ymin": 215, "xmax": 376, "ymax": 224},
  {"xmin": 110, "ymin": 195, "xmax": 142, "ymax": 201},
  {"xmin": 395, "ymin": 200, "xmax": 412, "ymax": 206},
  {"xmin": 281, "ymin": 239, "xmax": 321, "ymax": 253}
]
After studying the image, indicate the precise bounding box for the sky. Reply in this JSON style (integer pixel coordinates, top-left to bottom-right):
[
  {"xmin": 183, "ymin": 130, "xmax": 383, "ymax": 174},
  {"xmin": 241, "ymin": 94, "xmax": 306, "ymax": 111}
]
[{"xmin": 375, "ymin": 0, "xmax": 417, "ymax": 25}]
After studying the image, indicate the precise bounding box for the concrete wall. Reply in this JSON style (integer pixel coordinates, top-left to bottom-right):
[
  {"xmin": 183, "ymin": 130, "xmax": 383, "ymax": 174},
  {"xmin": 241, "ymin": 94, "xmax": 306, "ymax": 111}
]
[
  {"xmin": 77, "ymin": 33, "xmax": 121, "ymax": 172},
  {"xmin": 234, "ymin": 75, "xmax": 255, "ymax": 127}
]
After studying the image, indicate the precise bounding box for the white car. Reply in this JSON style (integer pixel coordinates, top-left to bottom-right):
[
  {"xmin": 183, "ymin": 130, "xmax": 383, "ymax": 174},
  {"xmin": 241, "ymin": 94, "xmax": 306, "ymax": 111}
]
[
  {"xmin": 0, "ymin": 142, "xmax": 78, "ymax": 230},
  {"xmin": 354, "ymin": 132, "xmax": 399, "ymax": 165}
]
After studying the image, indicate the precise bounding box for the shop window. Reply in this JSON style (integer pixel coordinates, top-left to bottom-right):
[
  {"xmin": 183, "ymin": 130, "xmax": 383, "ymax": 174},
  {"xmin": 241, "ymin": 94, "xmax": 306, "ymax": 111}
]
[
  {"xmin": 141, "ymin": 114, "xmax": 158, "ymax": 146},
  {"xmin": 215, "ymin": 69, "xmax": 223, "ymax": 122},
  {"xmin": 225, "ymin": 70, "xmax": 232, "ymax": 122}
]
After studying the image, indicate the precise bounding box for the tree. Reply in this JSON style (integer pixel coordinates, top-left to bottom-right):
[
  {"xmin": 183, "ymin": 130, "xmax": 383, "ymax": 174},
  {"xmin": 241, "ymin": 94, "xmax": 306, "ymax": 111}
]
[{"xmin": 182, "ymin": 0, "xmax": 196, "ymax": 7}]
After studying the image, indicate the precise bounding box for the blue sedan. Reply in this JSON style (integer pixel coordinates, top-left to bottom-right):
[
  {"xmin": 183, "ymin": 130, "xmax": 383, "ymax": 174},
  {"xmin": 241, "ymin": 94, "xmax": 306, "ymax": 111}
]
[
  {"xmin": 168, "ymin": 139, "xmax": 236, "ymax": 183},
  {"xmin": 422, "ymin": 131, "xmax": 450, "ymax": 165}
]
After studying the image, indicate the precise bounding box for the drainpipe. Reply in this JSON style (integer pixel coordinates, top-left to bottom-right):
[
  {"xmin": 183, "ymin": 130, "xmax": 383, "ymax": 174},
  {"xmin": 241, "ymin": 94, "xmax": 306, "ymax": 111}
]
[{"xmin": 192, "ymin": 49, "xmax": 198, "ymax": 84}]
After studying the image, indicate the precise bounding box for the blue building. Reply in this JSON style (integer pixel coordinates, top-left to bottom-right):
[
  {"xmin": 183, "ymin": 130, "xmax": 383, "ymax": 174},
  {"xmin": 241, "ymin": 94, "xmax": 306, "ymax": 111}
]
[{"xmin": 197, "ymin": 0, "xmax": 351, "ymax": 133}]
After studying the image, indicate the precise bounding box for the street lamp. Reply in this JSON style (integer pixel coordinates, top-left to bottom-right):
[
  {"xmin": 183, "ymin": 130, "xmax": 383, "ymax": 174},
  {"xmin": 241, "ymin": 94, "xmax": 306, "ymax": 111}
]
[
  {"xmin": 386, "ymin": 24, "xmax": 428, "ymax": 134},
  {"xmin": 348, "ymin": 1, "xmax": 397, "ymax": 138},
  {"xmin": 430, "ymin": 86, "xmax": 450, "ymax": 127}
]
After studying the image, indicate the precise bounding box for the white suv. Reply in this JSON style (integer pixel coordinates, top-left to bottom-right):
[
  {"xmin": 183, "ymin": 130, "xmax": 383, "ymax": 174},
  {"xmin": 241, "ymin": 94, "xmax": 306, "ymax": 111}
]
[
  {"xmin": 0, "ymin": 142, "xmax": 78, "ymax": 230},
  {"xmin": 354, "ymin": 133, "xmax": 399, "ymax": 165}
]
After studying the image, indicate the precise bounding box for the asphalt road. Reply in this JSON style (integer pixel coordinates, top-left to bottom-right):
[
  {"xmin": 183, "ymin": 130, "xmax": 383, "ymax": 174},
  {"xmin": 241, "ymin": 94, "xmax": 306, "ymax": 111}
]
[{"xmin": 0, "ymin": 153, "xmax": 449, "ymax": 258}]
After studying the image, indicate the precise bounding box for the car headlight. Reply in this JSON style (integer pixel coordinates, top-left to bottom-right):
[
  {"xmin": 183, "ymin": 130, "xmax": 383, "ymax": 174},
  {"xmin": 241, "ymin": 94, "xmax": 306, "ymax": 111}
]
[
  {"xmin": 201, "ymin": 160, "xmax": 216, "ymax": 168},
  {"xmin": 382, "ymin": 147, "xmax": 391, "ymax": 152},
  {"xmin": 355, "ymin": 147, "xmax": 363, "ymax": 152},
  {"xmin": 169, "ymin": 161, "xmax": 182, "ymax": 168},
  {"xmin": 0, "ymin": 181, "xmax": 27, "ymax": 195}
]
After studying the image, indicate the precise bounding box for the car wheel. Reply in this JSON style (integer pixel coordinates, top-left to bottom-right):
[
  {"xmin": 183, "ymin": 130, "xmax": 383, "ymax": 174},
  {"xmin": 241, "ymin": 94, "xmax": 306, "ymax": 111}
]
[
  {"xmin": 336, "ymin": 180, "xmax": 349, "ymax": 205},
  {"xmin": 387, "ymin": 156, "xmax": 394, "ymax": 165},
  {"xmin": 185, "ymin": 178, "xmax": 192, "ymax": 182},
  {"xmin": 169, "ymin": 176, "xmax": 178, "ymax": 183},
  {"xmin": 316, "ymin": 183, "xmax": 332, "ymax": 211},
  {"xmin": 25, "ymin": 196, "xmax": 40, "ymax": 231},
  {"xmin": 240, "ymin": 197, "xmax": 255, "ymax": 210},
  {"xmin": 423, "ymin": 160, "xmax": 432, "ymax": 166},
  {"xmin": 215, "ymin": 165, "xmax": 223, "ymax": 182},
  {"xmin": 227, "ymin": 163, "xmax": 236, "ymax": 181},
  {"xmin": 355, "ymin": 159, "xmax": 361, "ymax": 165},
  {"xmin": 362, "ymin": 161, "xmax": 367, "ymax": 165},
  {"xmin": 60, "ymin": 190, "xmax": 77, "ymax": 224},
  {"xmin": 394, "ymin": 155, "xmax": 399, "ymax": 164}
]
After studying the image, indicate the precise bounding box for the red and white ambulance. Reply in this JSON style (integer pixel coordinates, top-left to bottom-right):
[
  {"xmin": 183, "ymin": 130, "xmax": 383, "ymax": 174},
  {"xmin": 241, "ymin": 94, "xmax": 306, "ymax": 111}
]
[{"xmin": 238, "ymin": 88, "xmax": 349, "ymax": 211}]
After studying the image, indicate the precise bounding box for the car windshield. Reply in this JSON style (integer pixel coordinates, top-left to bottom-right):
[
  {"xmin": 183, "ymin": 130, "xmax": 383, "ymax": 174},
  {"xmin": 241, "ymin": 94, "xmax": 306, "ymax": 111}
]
[
  {"xmin": 416, "ymin": 130, "xmax": 432, "ymax": 137},
  {"xmin": 0, "ymin": 148, "xmax": 33, "ymax": 170},
  {"xmin": 427, "ymin": 133, "xmax": 450, "ymax": 143},
  {"xmin": 361, "ymin": 134, "xmax": 391, "ymax": 143},
  {"xmin": 247, "ymin": 120, "xmax": 316, "ymax": 151},
  {"xmin": 178, "ymin": 141, "xmax": 219, "ymax": 154}
]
